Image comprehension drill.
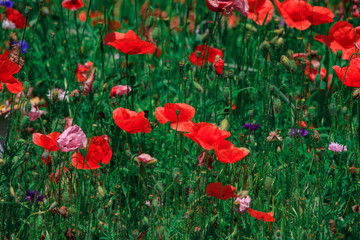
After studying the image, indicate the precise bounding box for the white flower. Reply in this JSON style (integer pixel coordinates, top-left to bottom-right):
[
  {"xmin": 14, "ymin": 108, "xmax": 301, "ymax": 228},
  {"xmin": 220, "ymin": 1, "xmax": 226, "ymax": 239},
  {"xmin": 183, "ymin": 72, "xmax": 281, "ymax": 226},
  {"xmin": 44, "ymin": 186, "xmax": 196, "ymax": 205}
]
[{"xmin": 2, "ymin": 19, "xmax": 15, "ymax": 30}]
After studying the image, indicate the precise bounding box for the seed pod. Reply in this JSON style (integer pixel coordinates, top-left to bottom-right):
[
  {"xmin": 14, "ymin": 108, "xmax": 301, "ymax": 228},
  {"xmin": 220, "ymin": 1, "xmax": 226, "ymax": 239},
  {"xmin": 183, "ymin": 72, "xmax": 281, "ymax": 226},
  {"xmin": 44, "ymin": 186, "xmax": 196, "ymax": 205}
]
[
  {"xmin": 102, "ymin": 83, "xmax": 108, "ymax": 92},
  {"xmin": 219, "ymin": 119, "xmax": 229, "ymax": 131},
  {"xmin": 0, "ymin": 159, "xmax": 4, "ymax": 166},
  {"xmin": 154, "ymin": 181, "xmax": 163, "ymax": 195},
  {"xmin": 280, "ymin": 55, "xmax": 292, "ymax": 73},
  {"xmin": 193, "ymin": 81, "xmax": 204, "ymax": 93},
  {"xmin": 260, "ymin": 40, "xmax": 271, "ymax": 53},
  {"xmin": 275, "ymin": 37, "xmax": 284, "ymax": 51}
]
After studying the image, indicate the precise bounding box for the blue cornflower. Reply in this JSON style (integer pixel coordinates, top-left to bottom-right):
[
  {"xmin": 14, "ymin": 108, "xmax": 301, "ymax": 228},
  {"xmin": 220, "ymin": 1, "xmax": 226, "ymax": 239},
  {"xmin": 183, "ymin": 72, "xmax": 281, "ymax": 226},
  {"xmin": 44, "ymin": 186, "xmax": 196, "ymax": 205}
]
[
  {"xmin": 0, "ymin": 0, "xmax": 14, "ymax": 8},
  {"xmin": 12, "ymin": 40, "xmax": 28, "ymax": 53}
]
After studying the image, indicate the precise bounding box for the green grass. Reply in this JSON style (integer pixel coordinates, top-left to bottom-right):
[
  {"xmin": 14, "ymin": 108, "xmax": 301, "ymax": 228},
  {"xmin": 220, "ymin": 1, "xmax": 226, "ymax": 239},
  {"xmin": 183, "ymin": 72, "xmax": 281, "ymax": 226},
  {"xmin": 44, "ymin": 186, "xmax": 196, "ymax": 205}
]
[{"xmin": 0, "ymin": 0, "xmax": 360, "ymax": 239}]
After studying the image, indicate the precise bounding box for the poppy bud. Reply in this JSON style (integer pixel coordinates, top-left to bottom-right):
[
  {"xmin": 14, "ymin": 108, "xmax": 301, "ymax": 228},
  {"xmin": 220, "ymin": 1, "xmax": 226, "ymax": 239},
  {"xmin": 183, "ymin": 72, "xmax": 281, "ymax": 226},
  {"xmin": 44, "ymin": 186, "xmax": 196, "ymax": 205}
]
[
  {"xmin": 275, "ymin": 37, "xmax": 284, "ymax": 51},
  {"xmin": 193, "ymin": 81, "xmax": 204, "ymax": 93},
  {"xmin": 336, "ymin": 50, "xmax": 342, "ymax": 58},
  {"xmin": 25, "ymin": 101, "xmax": 32, "ymax": 113},
  {"xmin": 280, "ymin": 55, "xmax": 292, "ymax": 73},
  {"xmin": 10, "ymin": 186, "xmax": 15, "ymax": 197},
  {"xmin": 328, "ymin": 103, "xmax": 336, "ymax": 116},
  {"xmin": 219, "ymin": 119, "xmax": 229, "ymax": 131},
  {"xmin": 145, "ymin": 16, "xmax": 154, "ymax": 29},
  {"xmin": 23, "ymin": 81, "xmax": 30, "ymax": 93},
  {"xmin": 21, "ymin": 116, "xmax": 29, "ymax": 127},
  {"xmin": 274, "ymin": 28, "xmax": 285, "ymax": 36},
  {"xmin": 260, "ymin": 40, "xmax": 271, "ymax": 53},
  {"xmin": 152, "ymin": 27, "xmax": 161, "ymax": 41},
  {"xmin": 274, "ymin": 99, "xmax": 282, "ymax": 114},
  {"xmin": 0, "ymin": 159, "xmax": 4, "ymax": 166},
  {"xmin": 98, "ymin": 186, "xmax": 105, "ymax": 198}
]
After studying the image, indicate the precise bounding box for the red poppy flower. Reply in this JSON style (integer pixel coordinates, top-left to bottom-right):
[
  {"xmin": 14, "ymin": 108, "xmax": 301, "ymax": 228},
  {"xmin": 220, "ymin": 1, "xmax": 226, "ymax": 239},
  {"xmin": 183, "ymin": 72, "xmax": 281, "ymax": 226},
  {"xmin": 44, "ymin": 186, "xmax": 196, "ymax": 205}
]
[
  {"xmin": 71, "ymin": 136, "xmax": 112, "ymax": 170},
  {"xmin": 247, "ymin": 0, "xmax": 274, "ymax": 25},
  {"xmin": 214, "ymin": 140, "xmax": 250, "ymax": 163},
  {"xmin": 62, "ymin": 0, "xmax": 84, "ymax": 11},
  {"xmin": 274, "ymin": 0, "xmax": 334, "ymax": 30},
  {"xmin": 0, "ymin": 53, "xmax": 23, "ymax": 94},
  {"xmin": 113, "ymin": 107, "xmax": 151, "ymax": 134},
  {"xmin": 315, "ymin": 21, "xmax": 360, "ymax": 60},
  {"xmin": 333, "ymin": 58, "xmax": 360, "ymax": 87},
  {"xmin": 5, "ymin": 8, "xmax": 26, "ymax": 29},
  {"xmin": 184, "ymin": 122, "xmax": 230, "ymax": 150},
  {"xmin": 75, "ymin": 62, "xmax": 93, "ymax": 83},
  {"xmin": 33, "ymin": 132, "xmax": 61, "ymax": 151},
  {"xmin": 155, "ymin": 103, "xmax": 195, "ymax": 132},
  {"xmin": 189, "ymin": 45, "xmax": 223, "ymax": 66},
  {"xmin": 214, "ymin": 57, "xmax": 224, "ymax": 75},
  {"xmin": 247, "ymin": 208, "xmax": 275, "ymax": 222},
  {"xmin": 305, "ymin": 63, "xmax": 326, "ymax": 82},
  {"xmin": 104, "ymin": 30, "xmax": 156, "ymax": 55},
  {"xmin": 206, "ymin": 182, "xmax": 236, "ymax": 200}
]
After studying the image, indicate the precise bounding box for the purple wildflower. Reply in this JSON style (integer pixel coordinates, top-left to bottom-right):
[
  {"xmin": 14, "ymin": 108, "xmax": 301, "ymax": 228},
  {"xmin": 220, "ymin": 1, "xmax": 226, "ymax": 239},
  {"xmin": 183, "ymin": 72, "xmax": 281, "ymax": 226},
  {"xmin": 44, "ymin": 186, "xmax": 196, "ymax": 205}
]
[
  {"xmin": 328, "ymin": 142, "xmax": 347, "ymax": 153},
  {"xmin": 243, "ymin": 123, "xmax": 260, "ymax": 131},
  {"xmin": 25, "ymin": 190, "xmax": 46, "ymax": 203},
  {"xmin": 12, "ymin": 40, "xmax": 28, "ymax": 53},
  {"xmin": 0, "ymin": 0, "xmax": 14, "ymax": 8},
  {"xmin": 289, "ymin": 128, "xmax": 308, "ymax": 137}
]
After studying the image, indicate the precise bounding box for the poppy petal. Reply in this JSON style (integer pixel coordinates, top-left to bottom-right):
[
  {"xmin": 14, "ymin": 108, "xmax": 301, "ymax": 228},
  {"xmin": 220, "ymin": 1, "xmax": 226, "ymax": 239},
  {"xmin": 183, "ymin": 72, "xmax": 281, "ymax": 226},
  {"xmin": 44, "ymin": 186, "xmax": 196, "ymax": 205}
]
[
  {"xmin": 206, "ymin": 182, "xmax": 236, "ymax": 200},
  {"xmin": 247, "ymin": 208, "xmax": 275, "ymax": 222}
]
